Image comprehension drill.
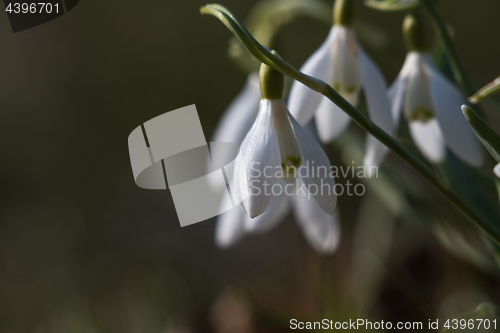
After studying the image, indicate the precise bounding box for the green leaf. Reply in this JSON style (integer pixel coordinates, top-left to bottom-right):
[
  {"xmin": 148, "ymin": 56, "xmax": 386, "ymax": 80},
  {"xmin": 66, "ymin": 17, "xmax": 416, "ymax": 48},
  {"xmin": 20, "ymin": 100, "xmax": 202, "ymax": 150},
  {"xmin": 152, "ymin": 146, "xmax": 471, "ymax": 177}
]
[
  {"xmin": 364, "ymin": 0, "xmax": 441, "ymax": 11},
  {"xmin": 462, "ymin": 105, "xmax": 500, "ymax": 163},
  {"xmin": 443, "ymin": 303, "xmax": 500, "ymax": 333},
  {"xmin": 469, "ymin": 76, "xmax": 500, "ymax": 104}
]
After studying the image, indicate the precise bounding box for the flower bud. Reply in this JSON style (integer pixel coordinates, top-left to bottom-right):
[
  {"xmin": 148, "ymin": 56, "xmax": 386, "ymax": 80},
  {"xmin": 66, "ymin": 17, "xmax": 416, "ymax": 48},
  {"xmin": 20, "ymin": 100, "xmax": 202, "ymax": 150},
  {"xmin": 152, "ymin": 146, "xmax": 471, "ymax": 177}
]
[
  {"xmin": 403, "ymin": 13, "xmax": 427, "ymax": 52},
  {"xmin": 334, "ymin": 0, "xmax": 354, "ymax": 27}
]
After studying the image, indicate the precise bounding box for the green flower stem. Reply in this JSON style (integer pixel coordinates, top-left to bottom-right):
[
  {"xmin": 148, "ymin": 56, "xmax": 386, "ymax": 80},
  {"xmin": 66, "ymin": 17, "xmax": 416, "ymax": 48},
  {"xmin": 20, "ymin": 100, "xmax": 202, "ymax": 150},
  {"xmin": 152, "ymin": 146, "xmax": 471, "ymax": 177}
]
[
  {"xmin": 420, "ymin": 0, "xmax": 485, "ymax": 117},
  {"xmin": 200, "ymin": 3, "xmax": 500, "ymax": 246}
]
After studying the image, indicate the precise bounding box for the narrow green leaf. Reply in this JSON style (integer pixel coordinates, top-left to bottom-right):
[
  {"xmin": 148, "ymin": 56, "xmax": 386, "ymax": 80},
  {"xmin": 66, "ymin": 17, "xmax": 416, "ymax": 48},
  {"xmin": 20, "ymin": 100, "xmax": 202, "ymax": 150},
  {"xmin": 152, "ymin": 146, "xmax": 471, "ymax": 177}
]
[
  {"xmin": 469, "ymin": 76, "xmax": 500, "ymax": 104},
  {"xmin": 443, "ymin": 303, "xmax": 500, "ymax": 333},
  {"xmin": 364, "ymin": 0, "xmax": 440, "ymax": 12},
  {"xmin": 462, "ymin": 105, "xmax": 500, "ymax": 163}
]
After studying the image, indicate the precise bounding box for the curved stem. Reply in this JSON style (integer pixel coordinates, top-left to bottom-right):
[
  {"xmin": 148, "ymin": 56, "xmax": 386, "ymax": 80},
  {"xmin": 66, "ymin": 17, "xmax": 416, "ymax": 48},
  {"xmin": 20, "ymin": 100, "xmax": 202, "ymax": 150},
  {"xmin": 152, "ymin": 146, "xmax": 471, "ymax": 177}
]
[
  {"xmin": 420, "ymin": 0, "xmax": 485, "ymax": 117},
  {"xmin": 200, "ymin": 4, "xmax": 500, "ymax": 246}
]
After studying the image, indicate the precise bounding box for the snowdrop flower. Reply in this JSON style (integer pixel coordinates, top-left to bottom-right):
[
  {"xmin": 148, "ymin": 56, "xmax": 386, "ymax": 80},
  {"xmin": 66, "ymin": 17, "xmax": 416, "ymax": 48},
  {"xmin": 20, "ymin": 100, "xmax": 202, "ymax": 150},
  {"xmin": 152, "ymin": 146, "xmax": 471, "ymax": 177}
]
[
  {"xmin": 211, "ymin": 81, "xmax": 341, "ymax": 254},
  {"xmin": 388, "ymin": 14, "xmax": 482, "ymax": 166},
  {"xmin": 216, "ymin": 122, "xmax": 341, "ymax": 254},
  {"xmin": 211, "ymin": 72, "xmax": 283, "ymax": 246},
  {"xmin": 234, "ymin": 62, "xmax": 337, "ymax": 218},
  {"xmin": 287, "ymin": 0, "xmax": 393, "ymax": 174}
]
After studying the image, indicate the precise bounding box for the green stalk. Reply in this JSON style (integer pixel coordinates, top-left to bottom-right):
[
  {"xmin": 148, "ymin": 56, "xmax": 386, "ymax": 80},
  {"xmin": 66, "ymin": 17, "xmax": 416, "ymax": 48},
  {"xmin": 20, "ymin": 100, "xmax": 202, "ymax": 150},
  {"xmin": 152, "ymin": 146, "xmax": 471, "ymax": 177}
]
[
  {"xmin": 420, "ymin": 0, "xmax": 485, "ymax": 117},
  {"xmin": 200, "ymin": 4, "xmax": 500, "ymax": 246}
]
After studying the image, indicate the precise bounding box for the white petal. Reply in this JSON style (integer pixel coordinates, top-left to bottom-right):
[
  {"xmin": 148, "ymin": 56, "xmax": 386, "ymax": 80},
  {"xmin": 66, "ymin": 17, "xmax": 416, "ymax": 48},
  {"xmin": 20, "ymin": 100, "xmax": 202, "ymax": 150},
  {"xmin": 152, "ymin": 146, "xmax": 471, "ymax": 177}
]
[
  {"xmin": 404, "ymin": 54, "xmax": 434, "ymax": 122},
  {"xmin": 494, "ymin": 163, "xmax": 500, "ymax": 179},
  {"xmin": 211, "ymin": 73, "xmax": 261, "ymax": 145},
  {"xmin": 331, "ymin": 27, "xmax": 362, "ymax": 105},
  {"xmin": 388, "ymin": 80, "xmax": 406, "ymax": 127},
  {"xmin": 214, "ymin": 199, "xmax": 246, "ymax": 248},
  {"xmin": 409, "ymin": 119, "xmax": 446, "ymax": 163},
  {"xmin": 244, "ymin": 188, "xmax": 291, "ymax": 233},
  {"xmin": 287, "ymin": 111, "xmax": 337, "ymax": 215},
  {"xmin": 235, "ymin": 100, "xmax": 282, "ymax": 218},
  {"xmin": 271, "ymin": 100, "xmax": 302, "ymax": 182},
  {"xmin": 401, "ymin": 54, "xmax": 446, "ymax": 163},
  {"xmin": 363, "ymin": 135, "xmax": 389, "ymax": 177},
  {"xmin": 288, "ymin": 26, "xmax": 339, "ymax": 125},
  {"xmin": 208, "ymin": 73, "xmax": 261, "ymax": 190},
  {"xmin": 294, "ymin": 186, "xmax": 341, "ymax": 254},
  {"xmin": 313, "ymin": 27, "xmax": 363, "ymax": 144},
  {"xmin": 426, "ymin": 63, "xmax": 483, "ymax": 166},
  {"xmin": 358, "ymin": 47, "xmax": 393, "ymax": 134},
  {"xmin": 388, "ymin": 53, "xmax": 417, "ymax": 125},
  {"xmin": 303, "ymin": 120, "xmax": 322, "ymax": 143},
  {"xmin": 358, "ymin": 46, "xmax": 394, "ymax": 171},
  {"xmin": 314, "ymin": 95, "xmax": 351, "ymax": 143}
]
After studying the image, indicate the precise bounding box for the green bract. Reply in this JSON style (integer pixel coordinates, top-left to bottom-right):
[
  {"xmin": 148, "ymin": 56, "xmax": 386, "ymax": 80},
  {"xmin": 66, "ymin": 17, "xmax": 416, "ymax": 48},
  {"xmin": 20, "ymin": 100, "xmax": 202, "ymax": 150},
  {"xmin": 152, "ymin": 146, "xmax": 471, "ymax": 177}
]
[
  {"xmin": 403, "ymin": 13, "xmax": 427, "ymax": 52},
  {"xmin": 334, "ymin": 0, "xmax": 355, "ymax": 27},
  {"xmin": 462, "ymin": 105, "xmax": 500, "ymax": 163},
  {"xmin": 365, "ymin": 0, "xmax": 441, "ymax": 11},
  {"xmin": 469, "ymin": 76, "xmax": 500, "ymax": 104},
  {"xmin": 259, "ymin": 61, "xmax": 284, "ymax": 100}
]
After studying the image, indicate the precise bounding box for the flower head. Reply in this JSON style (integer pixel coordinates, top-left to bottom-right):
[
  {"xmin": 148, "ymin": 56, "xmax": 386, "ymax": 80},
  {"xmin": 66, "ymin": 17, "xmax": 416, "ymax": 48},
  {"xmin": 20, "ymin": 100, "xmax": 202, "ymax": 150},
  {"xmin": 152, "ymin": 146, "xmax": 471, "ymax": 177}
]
[
  {"xmin": 234, "ymin": 62, "xmax": 337, "ymax": 218},
  {"xmin": 287, "ymin": 0, "xmax": 393, "ymax": 174},
  {"xmin": 212, "ymin": 82, "xmax": 340, "ymax": 254},
  {"xmin": 388, "ymin": 14, "xmax": 482, "ymax": 165}
]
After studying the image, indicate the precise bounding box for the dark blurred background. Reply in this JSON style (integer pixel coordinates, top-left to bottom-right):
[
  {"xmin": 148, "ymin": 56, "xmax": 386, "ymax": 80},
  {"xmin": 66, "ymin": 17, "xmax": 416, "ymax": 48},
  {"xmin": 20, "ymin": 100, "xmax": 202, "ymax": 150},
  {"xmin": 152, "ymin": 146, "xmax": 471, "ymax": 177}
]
[{"xmin": 1, "ymin": 0, "xmax": 500, "ymax": 332}]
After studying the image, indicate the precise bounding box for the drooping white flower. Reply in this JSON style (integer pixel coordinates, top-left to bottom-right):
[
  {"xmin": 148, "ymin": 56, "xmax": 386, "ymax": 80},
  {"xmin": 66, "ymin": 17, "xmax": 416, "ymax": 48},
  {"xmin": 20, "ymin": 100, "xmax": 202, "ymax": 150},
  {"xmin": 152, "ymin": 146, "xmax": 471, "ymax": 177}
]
[
  {"xmin": 211, "ymin": 72, "xmax": 279, "ymax": 248},
  {"xmin": 234, "ymin": 63, "xmax": 337, "ymax": 218},
  {"xmin": 388, "ymin": 15, "xmax": 482, "ymax": 166},
  {"xmin": 211, "ymin": 62, "xmax": 339, "ymax": 254},
  {"xmin": 287, "ymin": 0, "xmax": 393, "ymax": 175},
  {"xmin": 213, "ymin": 98, "xmax": 341, "ymax": 254}
]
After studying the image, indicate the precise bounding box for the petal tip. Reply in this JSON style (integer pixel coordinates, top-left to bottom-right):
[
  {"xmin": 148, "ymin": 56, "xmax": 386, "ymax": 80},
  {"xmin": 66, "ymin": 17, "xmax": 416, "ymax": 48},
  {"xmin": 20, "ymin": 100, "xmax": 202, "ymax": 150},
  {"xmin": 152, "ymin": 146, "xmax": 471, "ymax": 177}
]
[{"xmin": 494, "ymin": 163, "xmax": 500, "ymax": 178}]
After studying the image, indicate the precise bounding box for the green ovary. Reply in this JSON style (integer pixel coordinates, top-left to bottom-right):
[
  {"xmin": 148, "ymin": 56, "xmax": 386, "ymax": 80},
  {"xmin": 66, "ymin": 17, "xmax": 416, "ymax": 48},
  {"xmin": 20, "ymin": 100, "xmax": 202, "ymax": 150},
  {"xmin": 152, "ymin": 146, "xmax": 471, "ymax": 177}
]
[
  {"xmin": 281, "ymin": 156, "xmax": 301, "ymax": 178},
  {"xmin": 410, "ymin": 107, "xmax": 435, "ymax": 123},
  {"xmin": 344, "ymin": 85, "xmax": 357, "ymax": 94},
  {"xmin": 333, "ymin": 83, "xmax": 356, "ymax": 94}
]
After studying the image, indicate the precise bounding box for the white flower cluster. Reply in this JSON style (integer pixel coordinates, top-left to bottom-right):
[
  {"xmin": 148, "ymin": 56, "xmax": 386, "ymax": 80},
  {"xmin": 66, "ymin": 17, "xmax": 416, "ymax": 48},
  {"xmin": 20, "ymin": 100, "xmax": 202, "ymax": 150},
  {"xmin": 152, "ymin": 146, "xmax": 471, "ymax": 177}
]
[{"xmin": 210, "ymin": 3, "xmax": 482, "ymax": 254}]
